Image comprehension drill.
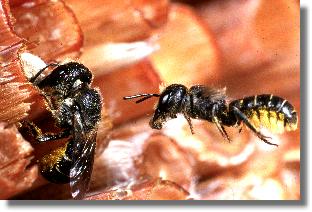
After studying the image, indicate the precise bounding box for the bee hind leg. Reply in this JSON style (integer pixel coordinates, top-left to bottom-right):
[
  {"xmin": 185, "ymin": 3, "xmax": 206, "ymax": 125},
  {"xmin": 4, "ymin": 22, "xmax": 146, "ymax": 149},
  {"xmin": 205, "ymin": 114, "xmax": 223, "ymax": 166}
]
[
  {"xmin": 232, "ymin": 106, "xmax": 278, "ymax": 146},
  {"xmin": 19, "ymin": 120, "xmax": 70, "ymax": 143}
]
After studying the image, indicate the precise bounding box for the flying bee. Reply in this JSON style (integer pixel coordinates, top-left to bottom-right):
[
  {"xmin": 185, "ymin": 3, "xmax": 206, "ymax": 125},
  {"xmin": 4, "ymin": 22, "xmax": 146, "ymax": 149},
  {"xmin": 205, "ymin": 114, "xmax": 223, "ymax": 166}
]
[
  {"xmin": 123, "ymin": 84, "xmax": 298, "ymax": 146},
  {"xmin": 20, "ymin": 62, "xmax": 101, "ymax": 199}
]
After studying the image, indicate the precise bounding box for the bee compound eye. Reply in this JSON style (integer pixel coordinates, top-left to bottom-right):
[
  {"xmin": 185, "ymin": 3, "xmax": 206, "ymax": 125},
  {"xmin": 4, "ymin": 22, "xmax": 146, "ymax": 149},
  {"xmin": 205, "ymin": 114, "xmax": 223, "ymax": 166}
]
[{"xmin": 161, "ymin": 94, "xmax": 169, "ymax": 104}]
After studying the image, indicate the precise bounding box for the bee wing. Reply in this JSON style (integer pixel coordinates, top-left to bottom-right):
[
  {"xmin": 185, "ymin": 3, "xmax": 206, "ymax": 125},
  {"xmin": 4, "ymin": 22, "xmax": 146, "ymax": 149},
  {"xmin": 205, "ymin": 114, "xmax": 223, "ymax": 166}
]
[
  {"xmin": 202, "ymin": 87, "xmax": 227, "ymax": 102},
  {"xmin": 69, "ymin": 110, "xmax": 96, "ymax": 199}
]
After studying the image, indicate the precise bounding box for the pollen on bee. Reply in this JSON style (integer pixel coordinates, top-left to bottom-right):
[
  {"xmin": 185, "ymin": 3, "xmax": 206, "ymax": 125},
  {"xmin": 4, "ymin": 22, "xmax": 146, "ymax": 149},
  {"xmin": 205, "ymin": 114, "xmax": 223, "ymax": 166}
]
[
  {"xmin": 250, "ymin": 110, "xmax": 260, "ymax": 128},
  {"xmin": 40, "ymin": 143, "xmax": 67, "ymax": 172},
  {"xmin": 249, "ymin": 109, "xmax": 288, "ymax": 134},
  {"xmin": 268, "ymin": 111, "xmax": 278, "ymax": 133},
  {"xmin": 277, "ymin": 113, "xmax": 287, "ymax": 133},
  {"xmin": 285, "ymin": 122, "xmax": 298, "ymax": 131},
  {"xmin": 268, "ymin": 111, "xmax": 287, "ymax": 134},
  {"xmin": 259, "ymin": 109, "xmax": 271, "ymax": 129}
]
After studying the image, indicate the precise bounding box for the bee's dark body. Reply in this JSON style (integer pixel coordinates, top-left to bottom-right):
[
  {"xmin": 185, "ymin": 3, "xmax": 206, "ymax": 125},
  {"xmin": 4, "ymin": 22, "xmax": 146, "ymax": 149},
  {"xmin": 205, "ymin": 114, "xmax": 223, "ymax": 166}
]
[
  {"xmin": 124, "ymin": 84, "xmax": 298, "ymax": 146},
  {"xmin": 22, "ymin": 62, "xmax": 101, "ymax": 199}
]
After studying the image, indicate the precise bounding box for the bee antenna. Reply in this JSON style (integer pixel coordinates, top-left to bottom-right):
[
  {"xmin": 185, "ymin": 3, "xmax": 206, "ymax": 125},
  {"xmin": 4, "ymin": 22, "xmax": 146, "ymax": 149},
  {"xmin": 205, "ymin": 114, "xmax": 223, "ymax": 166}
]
[
  {"xmin": 123, "ymin": 93, "xmax": 160, "ymax": 104},
  {"xmin": 29, "ymin": 63, "xmax": 59, "ymax": 83}
]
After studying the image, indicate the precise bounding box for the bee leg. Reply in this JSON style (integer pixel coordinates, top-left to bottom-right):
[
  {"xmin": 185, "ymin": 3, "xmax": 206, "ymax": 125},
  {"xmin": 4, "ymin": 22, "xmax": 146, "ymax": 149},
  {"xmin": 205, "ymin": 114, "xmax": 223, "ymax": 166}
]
[
  {"xmin": 41, "ymin": 93, "xmax": 56, "ymax": 111},
  {"xmin": 212, "ymin": 116, "xmax": 231, "ymax": 142},
  {"xmin": 183, "ymin": 112, "xmax": 194, "ymax": 134},
  {"xmin": 20, "ymin": 120, "xmax": 70, "ymax": 143},
  {"xmin": 212, "ymin": 106, "xmax": 231, "ymax": 142},
  {"xmin": 30, "ymin": 62, "xmax": 59, "ymax": 84},
  {"xmin": 232, "ymin": 106, "xmax": 278, "ymax": 146}
]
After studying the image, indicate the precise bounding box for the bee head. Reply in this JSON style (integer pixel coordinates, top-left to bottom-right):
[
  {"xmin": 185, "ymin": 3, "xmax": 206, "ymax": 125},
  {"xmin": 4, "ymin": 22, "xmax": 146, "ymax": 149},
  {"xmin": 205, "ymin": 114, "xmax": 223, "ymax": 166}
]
[
  {"xmin": 37, "ymin": 62, "xmax": 92, "ymax": 96},
  {"xmin": 123, "ymin": 84, "xmax": 188, "ymax": 130},
  {"xmin": 150, "ymin": 84, "xmax": 188, "ymax": 130}
]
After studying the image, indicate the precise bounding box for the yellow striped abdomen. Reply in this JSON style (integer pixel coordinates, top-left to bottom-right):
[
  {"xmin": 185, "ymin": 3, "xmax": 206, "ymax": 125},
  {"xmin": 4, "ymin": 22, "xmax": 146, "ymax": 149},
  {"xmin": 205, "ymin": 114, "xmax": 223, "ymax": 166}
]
[{"xmin": 230, "ymin": 94, "xmax": 298, "ymax": 134}]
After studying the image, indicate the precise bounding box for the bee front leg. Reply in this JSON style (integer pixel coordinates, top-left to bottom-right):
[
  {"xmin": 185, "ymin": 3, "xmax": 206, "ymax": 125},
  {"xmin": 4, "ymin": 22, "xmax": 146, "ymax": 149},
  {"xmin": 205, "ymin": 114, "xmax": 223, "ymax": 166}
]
[
  {"xmin": 231, "ymin": 106, "xmax": 278, "ymax": 146},
  {"xmin": 183, "ymin": 112, "xmax": 194, "ymax": 134},
  {"xmin": 20, "ymin": 120, "xmax": 70, "ymax": 143}
]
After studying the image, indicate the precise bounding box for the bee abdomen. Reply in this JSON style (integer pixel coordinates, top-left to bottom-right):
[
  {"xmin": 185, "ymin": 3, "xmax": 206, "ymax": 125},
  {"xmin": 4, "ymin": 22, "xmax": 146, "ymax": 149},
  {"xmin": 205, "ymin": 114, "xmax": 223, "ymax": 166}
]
[
  {"xmin": 230, "ymin": 94, "xmax": 298, "ymax": 133},
  {"xmin": 39, "ymin": 142, "xmax": 73, "ymax": 184}
]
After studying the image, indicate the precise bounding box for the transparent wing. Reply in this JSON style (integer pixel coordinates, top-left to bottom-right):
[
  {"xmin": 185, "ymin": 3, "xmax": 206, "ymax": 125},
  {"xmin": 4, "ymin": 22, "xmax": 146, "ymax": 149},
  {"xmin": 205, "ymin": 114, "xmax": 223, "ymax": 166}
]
[
  {"xmin": 202, "ymin": 87, "xmax": 227, "ymax": 102},
  {"xmin": 69, "ymin": 110, "xmax": 96, "ymax": 199}
]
